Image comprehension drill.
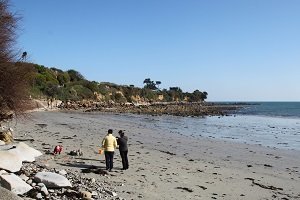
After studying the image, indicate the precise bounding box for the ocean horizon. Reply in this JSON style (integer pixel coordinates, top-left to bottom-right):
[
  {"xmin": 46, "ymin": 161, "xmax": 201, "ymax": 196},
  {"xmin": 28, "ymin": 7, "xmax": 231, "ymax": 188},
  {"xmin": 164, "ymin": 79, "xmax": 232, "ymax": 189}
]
[{"xmin": 211, "ymin": 101, "xmax": 300, "ymax": 119}]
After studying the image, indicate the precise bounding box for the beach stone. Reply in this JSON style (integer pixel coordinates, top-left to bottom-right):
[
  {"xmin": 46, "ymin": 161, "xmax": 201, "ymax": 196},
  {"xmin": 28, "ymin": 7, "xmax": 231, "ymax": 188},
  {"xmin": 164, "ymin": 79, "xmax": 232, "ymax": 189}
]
[
  {"xmin": 81, "ymin": 191, "xmax": 92, "ymax": 200},
  {"xmin": 106, "ymin": 190, "xmax": 118, "ymax": 197},
  {"xmin": 34, "ymin": 172, "xmax": 72, "ymax": 188},
  {"xmin": 0, "ymin": 140, "xmax": 5, "ymax": 146},
  {"xmin": 65, "ymin": 189, "xmax": 78, "ymax": 197},
  {"xmin": 36, "ymin": 193, "xmax": 43, "ymax": 199},
  {"xmin": 41, "ymin": 186, "xmax": 49, "ymax": 196},
  {"xmin": 0, "ymin": 151, "xmax": 23, "ymax": 172},
  {"xmin": 91, "ymin": 191, "xmax": 98, "ymax": 196},
  {"xmin": 0, "ymin": 173, "xmax": 32, "ymax": 195},
  {"xmin": 37, "ymin": 183, "xmax": 45, "ymax": 187},
  {"xmin": 0, "ymin": 186, "xmax": 23, "ymax": 200},
  {"xmin": 8, "ymin": 142, "xmax": 42, "ymax": 162}
]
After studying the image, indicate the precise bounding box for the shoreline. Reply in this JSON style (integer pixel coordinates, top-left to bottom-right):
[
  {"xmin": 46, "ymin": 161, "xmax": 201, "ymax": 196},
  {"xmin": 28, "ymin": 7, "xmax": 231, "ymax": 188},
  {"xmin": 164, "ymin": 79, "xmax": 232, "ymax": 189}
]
[
  {"xmin": 64, "ymin": 101, "xmax": 245, "ymax": 117},
  {"xmin": 9, "ymin": 110, "xmax": 300, "ymax": 199}
]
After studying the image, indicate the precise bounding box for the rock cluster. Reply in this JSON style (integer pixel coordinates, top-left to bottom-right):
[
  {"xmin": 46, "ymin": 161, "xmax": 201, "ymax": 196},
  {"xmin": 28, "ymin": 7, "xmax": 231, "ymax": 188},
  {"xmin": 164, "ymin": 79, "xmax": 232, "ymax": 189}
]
[
  {"xmin": 84, "ymin": 102, "xmax": 242, "ymax": 117},
  {"xmin": 0, "ymin": 134, "xmax": 125, "ymax": 200},
  {"xmin": 16, "ymin": 163, "xmax": 121, "ymax": 200}
]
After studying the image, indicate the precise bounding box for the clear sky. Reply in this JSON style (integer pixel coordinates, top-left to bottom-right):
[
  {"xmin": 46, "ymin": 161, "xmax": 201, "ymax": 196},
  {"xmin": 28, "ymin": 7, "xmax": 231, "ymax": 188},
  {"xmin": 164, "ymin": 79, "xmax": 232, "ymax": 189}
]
[{"xmin": 10, "ymin": 0, "xmax": 300, "ymax": 101}]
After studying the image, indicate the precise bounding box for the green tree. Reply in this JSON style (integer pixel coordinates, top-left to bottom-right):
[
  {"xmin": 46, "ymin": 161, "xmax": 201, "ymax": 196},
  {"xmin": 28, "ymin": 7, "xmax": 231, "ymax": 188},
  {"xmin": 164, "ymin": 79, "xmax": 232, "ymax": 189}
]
[
  {"xmin": 143, "ymin": 78, "xmax": 158, "ymax": 90},
  {"xmin": 57, "ymin": 72, "xmax": 70, "ymax": 85},
  {"xmin": 67, "ymin": 69, "xmax": 84, "ymax": 82}
]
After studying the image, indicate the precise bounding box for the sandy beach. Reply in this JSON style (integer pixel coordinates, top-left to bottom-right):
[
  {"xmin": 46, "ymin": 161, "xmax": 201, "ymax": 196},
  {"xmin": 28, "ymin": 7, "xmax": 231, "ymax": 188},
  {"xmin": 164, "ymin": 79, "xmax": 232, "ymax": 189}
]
[{"xmin": 8, "ymin": 110, "xmax": 300, "ymax": 200}]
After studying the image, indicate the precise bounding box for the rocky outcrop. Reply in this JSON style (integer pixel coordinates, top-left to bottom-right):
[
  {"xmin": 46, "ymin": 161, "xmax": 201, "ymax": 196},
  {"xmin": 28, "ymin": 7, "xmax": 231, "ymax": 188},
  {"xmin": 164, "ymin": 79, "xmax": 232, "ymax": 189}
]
[{"xmin": 84, "ymin": 102, "xmax": 243, "ymax": 117}]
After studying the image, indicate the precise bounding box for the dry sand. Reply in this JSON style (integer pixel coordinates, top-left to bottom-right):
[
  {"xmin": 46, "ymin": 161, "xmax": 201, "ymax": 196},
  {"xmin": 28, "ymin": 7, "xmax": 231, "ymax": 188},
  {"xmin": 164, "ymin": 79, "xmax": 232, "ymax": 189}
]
[{"xmin": 8, "ymin": 111, "xmax": 300, "ymax": 200}]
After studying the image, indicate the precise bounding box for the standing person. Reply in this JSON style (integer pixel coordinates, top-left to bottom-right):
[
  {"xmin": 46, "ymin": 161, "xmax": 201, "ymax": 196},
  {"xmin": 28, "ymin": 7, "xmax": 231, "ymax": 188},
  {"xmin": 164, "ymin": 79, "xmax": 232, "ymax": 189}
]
[
  {"xmin": 102, "ymin": 129, "xmax": 117, "ymax": 172},
  {"xmin": 117, "ymin": 130, "xmax": 129, "ymax": 170}
]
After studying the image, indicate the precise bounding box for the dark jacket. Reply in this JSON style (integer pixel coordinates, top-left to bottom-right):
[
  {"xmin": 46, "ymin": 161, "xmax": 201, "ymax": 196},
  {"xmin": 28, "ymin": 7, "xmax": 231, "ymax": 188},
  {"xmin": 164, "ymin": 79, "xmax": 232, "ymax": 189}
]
[{"xmin": 117, "ymin": 136, "xmax": 128, "ymax": 151}]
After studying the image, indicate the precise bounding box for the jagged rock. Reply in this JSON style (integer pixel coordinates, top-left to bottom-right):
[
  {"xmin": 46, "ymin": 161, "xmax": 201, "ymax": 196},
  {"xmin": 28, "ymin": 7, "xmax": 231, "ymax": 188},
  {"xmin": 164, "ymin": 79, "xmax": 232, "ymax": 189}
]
[
  {"xmin": 0, "ymin": 173, "xmax": 32, "ymax": 195},
  {"xmin": 8, "ymin": 142, "xmax": 42, "ymax": 162},
  {"xmin": 34, "ymin": 172, "xmax": 72, "ymax": 188},
  {"xmin": 0, "ymin": 186, "xmax": 23, "ymax": 200},
  {"xmin": 0, "ymin": 151, "xmax": 23, "ymax": 172}
]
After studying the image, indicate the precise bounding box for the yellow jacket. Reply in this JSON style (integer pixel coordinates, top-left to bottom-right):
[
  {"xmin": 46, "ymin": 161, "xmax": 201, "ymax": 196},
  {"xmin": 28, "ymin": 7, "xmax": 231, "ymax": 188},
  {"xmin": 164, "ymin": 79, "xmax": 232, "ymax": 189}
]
[{"xmin": 102, "ymin": 134, "xmax": 117, "ymax": 152}]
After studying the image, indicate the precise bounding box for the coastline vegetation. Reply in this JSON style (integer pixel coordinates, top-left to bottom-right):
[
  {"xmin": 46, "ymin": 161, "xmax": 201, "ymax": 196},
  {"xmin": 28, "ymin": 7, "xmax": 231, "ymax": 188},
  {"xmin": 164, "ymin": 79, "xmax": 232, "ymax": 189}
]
[{"xmin": 27, "ymin": 63, "xmax": 208, "ymax": 104}]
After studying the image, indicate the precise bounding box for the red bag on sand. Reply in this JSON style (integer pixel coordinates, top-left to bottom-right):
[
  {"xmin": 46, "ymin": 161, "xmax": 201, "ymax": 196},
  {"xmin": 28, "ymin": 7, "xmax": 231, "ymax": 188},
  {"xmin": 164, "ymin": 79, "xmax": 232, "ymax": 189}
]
[{"xmin": 53, "ymin": 145, "xmax": 63, "ymax": 155}]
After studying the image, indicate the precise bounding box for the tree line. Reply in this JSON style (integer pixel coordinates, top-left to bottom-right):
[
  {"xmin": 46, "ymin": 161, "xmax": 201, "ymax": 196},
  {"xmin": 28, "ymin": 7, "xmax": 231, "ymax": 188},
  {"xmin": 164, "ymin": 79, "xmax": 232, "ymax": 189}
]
[{"xmin": 28, "ymin": 64, "xmax": 208, "ymax": 103}]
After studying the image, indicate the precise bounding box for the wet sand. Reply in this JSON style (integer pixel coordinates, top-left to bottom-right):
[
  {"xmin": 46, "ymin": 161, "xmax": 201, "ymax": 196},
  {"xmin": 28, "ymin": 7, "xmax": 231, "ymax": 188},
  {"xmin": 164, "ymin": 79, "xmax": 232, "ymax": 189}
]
[{"xmin": 10, "ymin": 111, "xmax": 300, "ymax": 199}]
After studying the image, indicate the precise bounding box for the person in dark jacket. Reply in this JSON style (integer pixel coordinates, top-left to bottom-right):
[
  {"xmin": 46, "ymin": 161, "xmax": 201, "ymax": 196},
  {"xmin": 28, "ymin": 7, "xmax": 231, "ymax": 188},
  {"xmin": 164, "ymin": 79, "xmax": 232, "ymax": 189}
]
[{"xmin": 117, "ymin": 130, "xmax": 129, "ymax": 170}]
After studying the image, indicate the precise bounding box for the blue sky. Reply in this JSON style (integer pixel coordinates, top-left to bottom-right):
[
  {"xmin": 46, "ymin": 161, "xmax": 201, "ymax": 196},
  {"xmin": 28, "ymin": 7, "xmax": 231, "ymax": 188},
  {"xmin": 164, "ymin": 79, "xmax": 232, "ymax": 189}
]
[{"xmin": 10, "ymin": 0, "xmax": 300, "ymax": 101}]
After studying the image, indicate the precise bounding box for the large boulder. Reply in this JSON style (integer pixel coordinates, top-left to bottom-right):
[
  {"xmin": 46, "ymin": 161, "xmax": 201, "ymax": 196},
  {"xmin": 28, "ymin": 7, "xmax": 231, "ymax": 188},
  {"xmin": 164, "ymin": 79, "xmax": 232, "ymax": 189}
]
[
  {"xmin": 0, "ymin": 186, "xmax": 23, "ymax": 200},
  {"xmin": 8, "ymin": 142, "xmax": 42, "ymax": 162},
  {"xmin": 0, "ymin": 142, "xmax": 42, "ymax": 172},
  {"xmin": 0, "ymin": 172, "xmax": 32, "ymax": 195},
  {"xmin": 0, "ymin": 151, "xmax": 23, "ymax": 172},
  {"xmin": 34, "ymin": 172, "xmax": 72, "ymax": 188}
]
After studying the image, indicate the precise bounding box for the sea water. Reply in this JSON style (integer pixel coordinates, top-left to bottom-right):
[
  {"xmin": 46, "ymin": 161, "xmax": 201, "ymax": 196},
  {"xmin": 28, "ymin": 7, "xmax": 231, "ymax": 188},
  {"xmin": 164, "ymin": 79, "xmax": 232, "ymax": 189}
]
[{"xmin": 116, "ymin": 102, "xmax": 300, "ymax": 151}]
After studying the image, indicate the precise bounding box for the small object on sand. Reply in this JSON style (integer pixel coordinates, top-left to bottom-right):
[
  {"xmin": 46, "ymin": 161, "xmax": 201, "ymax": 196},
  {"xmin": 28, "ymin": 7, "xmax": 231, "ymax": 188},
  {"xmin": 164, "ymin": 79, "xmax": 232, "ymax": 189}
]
[
  {"xmin": 68, "ymin": 149, "xmax": 83, "ymax": 156},
  {"xmin": 53, "ymin": 145, "xmax": 63, "ymax": 155}
]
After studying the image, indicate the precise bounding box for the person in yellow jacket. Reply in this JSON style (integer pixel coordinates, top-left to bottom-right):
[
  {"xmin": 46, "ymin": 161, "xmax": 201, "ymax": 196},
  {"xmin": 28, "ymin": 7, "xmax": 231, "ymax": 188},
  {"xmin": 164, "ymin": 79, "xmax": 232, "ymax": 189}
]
[{"xmin": 102, "ymin": 129, "xmax": 117, "ymax": 171}]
